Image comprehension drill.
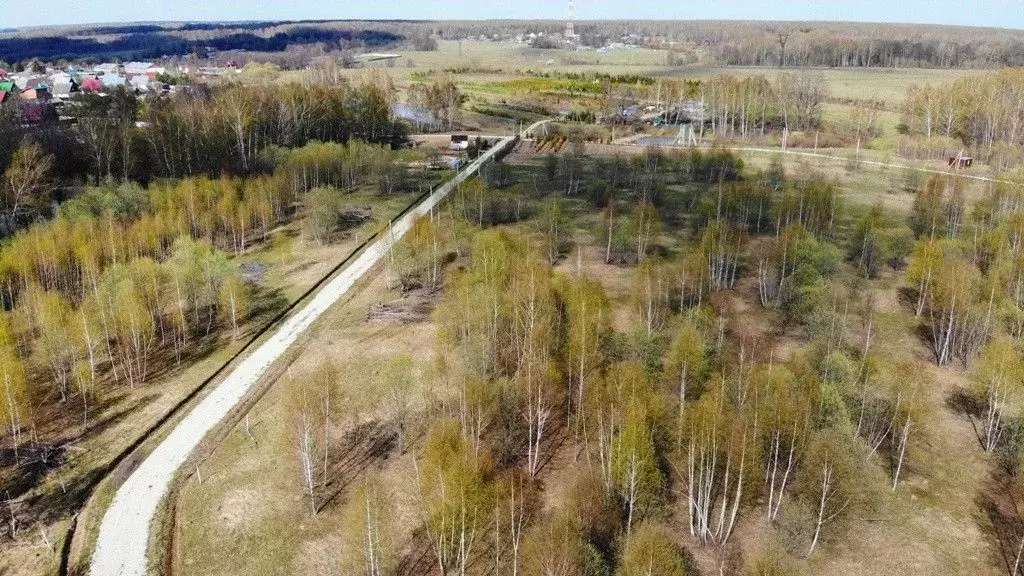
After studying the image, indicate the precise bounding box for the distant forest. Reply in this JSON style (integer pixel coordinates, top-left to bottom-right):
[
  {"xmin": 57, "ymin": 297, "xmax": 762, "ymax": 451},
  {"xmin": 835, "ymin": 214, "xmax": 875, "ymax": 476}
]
[
  {"xmin": 0, "ymin": 25, "xmax": 402, "ymax": 63},
  {"xmin": 1, "ymin": 19, "xmax": 1023, "ymax": 68}
]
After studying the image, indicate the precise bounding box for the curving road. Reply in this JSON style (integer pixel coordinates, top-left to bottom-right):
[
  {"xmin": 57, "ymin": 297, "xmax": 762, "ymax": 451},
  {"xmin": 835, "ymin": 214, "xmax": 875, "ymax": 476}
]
[{"xmin": 89, "ymin": 136, "xmax": 517, "ymax": 576}]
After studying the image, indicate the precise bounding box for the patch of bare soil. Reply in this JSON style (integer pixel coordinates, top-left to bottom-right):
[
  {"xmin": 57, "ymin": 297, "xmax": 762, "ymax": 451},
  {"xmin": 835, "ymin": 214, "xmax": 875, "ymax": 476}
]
[
  {"xmin": 217, "ymin": 489, "xmax": 263, "ymax": 533},
  {"xmin": 366, "ymin": 286, "xmax": 440, "ymax": 324},
  {"xmin": 553, "ymin": 240, "xmax": 641, "ymax": 332}
]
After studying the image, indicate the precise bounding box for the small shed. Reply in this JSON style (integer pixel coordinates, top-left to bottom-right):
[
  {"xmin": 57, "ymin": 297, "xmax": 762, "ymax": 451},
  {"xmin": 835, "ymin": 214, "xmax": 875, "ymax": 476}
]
[
  {"xmin": 450, "ymin": 135, "xmax": 469, "ymax": 151},
  {"xmin": 948, "ymin": 155, "xmax": 973, "ymax": 169}
]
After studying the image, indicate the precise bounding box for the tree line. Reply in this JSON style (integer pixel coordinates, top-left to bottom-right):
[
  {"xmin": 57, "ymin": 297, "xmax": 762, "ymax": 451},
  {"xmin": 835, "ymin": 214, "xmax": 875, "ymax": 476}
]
[
  {"xmin": 901, "ymin": 69, "xmax": 1024, "ymax": 170},
  {"xmin": 0, "ymin": 130, "xmax": 410, "ymax": 459},
  {"xmin": 0, "ymin": 72, "xmax": 408, "ymax": 233}
]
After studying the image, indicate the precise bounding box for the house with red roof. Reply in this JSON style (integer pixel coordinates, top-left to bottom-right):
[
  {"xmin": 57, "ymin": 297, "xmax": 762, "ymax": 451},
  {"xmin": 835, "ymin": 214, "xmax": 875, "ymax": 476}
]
[{"xmin": 80, "ymin": 77, "xmax": 103, "ymax": 93}]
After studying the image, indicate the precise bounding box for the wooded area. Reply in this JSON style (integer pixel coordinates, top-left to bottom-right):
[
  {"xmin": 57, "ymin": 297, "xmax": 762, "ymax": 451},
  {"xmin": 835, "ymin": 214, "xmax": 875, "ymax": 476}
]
[{"xmin": 173, "ymin": 135, "xmax": 1024, "ymax": 575}]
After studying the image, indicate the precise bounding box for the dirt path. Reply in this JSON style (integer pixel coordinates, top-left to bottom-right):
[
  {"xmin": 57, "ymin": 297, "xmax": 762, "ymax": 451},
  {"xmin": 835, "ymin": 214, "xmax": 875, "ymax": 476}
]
[{"xmin": 88, "ymin": 137, "xmax": 517, "ymax": 576}]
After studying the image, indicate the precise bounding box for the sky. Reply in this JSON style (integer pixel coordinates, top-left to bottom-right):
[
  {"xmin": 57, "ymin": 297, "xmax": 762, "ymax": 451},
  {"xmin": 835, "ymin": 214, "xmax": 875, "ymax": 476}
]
[{"xmin": 4, "ymin": 0, "xmax": 1024, "ymax": 30}]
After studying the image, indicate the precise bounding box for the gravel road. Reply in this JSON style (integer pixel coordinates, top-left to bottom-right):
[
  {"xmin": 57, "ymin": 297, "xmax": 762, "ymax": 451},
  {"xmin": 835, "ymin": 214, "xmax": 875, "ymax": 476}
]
[{"xmin": 89, "ymin": 136, "xmax": 516, "ymax": 576}]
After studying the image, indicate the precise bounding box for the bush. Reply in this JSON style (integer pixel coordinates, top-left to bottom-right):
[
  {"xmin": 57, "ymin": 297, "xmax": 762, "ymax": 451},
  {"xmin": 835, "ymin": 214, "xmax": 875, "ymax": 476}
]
[{"xmin": 304, "ymin": 186, "xmax": 345, "ymax": 245}]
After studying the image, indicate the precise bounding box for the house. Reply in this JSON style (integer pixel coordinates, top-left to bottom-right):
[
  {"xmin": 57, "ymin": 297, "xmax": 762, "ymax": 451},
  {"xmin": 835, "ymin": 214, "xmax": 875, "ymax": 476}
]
[
  {"xmin": 128, "ymin": 75, "xmax": 151, "ymax": 91},
  {"xmin": 50, "ymin": 80, "xmax": 78, "ymax": 99},
  {"xmin": 19, "ymin": 79, "xmax": 50, "ymax": 101},
  {"xmin": 21, "ymin": 102, "xmax": 56, "ymax": 124},
  {"xmin": 80, "ymin": 77, "xmax": 103, "ymax": 93},
  {"xmin": 123, "ymin": 62, "xmax": 153, "ymax": 75},
  {"xmin": 123, "ymin": 62, "xmax": 165, "ymax": 78},
  {"xmin": 24, "ymin": 78, "xmax": 49, "ymax": 91},
  {"xmin": 0, "ymin": 90, "xmax": 9, "ymax": 104},
  {"xmin": 94, "ymin": 63, "xmax": 120, "ymax": 75},
  {"xmin": 0, "ymin": 80, "xmax": 15, "ymax": 94},
  {"xmin": 48, "ymin": 72, "xmax": 75, "ymax": 88},
  {"xmin": 19, "ymin": 87, "xmax": 51, "ymax": 101},
  {"xmin": 101, "ymin": 74, "xmax": 127, "ymax": 88},
  {"xmin": 11, "ymin": 74, "xmax": 35, "ymax": 90}
]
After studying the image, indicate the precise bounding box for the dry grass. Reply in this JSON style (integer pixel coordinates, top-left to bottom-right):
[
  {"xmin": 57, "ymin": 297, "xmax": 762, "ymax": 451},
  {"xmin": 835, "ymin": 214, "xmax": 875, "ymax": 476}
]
[{"xmin": 174, "ymin": 268, "xmax": 435, "ymax": 576}]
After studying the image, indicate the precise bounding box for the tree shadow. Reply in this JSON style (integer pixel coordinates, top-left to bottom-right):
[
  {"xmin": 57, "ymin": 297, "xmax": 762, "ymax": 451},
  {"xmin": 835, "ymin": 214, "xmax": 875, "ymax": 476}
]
[
  {"xmin": 896, "ymin": 286, "xmax": 918, "ymax": 311},
  {"xmin": 315, "ymin": 420, "xmax": 397, "ymax": 513},
  {"xmin": 395, "ymin": 526, "xmax": 435, "ymax": 576},
  {"xmin": 976, "ymin": 471, "xmax": 1024, "ymax": 576},
  {"xmin": 945, "ymin": 387, "xmax": 986, "ymax": 450},
  {"xmin": 0, "ymin": 388, "xmax": 161, "ymax": 535}
]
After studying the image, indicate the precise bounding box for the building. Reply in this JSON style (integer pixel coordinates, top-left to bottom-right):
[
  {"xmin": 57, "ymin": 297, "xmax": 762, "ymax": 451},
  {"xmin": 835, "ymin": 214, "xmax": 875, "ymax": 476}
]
[
  {"xmin": 123, "ymin": 62, "xmax": 166, "ymax": 78},
  {"xmin": 129, "ymin": 75, "xmax": 151, "ymax": 91},
  {"xmin": 94, "ymin": 63, "xmax": 120, "ymax": 75},
  {"xmin": 101, "ymin": 74, "xmax": 127, "ymax": 88},
  {"xmin": 948, "ymin": 155, "xmax": 973, "ymax": 169},
  {"xmin": 450, "ymin": 135, "xmax": 470, "ymax": 151},
  {"xmin": 80, "ymin": 77, "xmax": 103, "ymax": 93},
  {"xmin": 19, "ymin": 86, "xmax": 50, "ymax": 101},
  {"xmin": 50, "ymin": 80, "xmax": 78, "ymax": 100}
]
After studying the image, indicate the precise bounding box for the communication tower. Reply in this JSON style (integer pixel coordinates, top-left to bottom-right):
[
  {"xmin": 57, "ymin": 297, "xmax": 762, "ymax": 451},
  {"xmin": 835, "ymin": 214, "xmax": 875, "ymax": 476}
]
[{"xmin": 566, "ymin": 0, "xmax": 578, "ymax": 41}]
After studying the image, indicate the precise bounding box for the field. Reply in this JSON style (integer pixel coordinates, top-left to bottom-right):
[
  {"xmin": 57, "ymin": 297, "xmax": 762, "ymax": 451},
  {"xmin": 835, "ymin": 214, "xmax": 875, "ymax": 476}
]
[{"xmin": 350, "ymin": 40, "xmax": 973, "ymax": 106}]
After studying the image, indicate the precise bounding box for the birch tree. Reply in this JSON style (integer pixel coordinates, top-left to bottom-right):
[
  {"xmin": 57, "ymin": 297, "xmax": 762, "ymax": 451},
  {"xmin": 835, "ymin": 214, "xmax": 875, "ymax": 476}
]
[
  {"xmin": 0, "ymin": 338, "xmax": 28, "ymax": 456},
  {"xmin": 414, "ymin": 421, "xmax": 494, "ymax": 576},
  {"xmin": 613, "ymin": 397, "xmax": 664, "ymax": 536},
  {"xmin": 379, "ymin": 355, "xmax": 415, "ymax": 454},
  {"xmin": 798, "ymin": 429, "xmax": 862, "ymax": 557},
  {"xmin": 666, "ymin": 319, "xmax": 706, "ymax": 448},
  {"xmin": 558, "ymin": 273, "xmax": 610, "ymax": 430},
  {"xmin": 616, "ymin": 522, "xmax": 686, "ymax": 576},
  {"xmin": 633, "ymin": 259, "xmax": 670, "ymax": 336},
  {"xmin": 341, "ymin": 477, "xmax": 396, "ymax": 576},
  {"xmin": 2, "ymin": 141, "xmax": 52, "ymax": 222},
  {"xmin": 678, "ymin": 381, "xmax": 752, "ymax": 546},
  {"xmin": 975, "ymin": 337, "xmax": 1023, "ymax": 453},
  {"xmin": 218, "ymin": 273, "xmax": 248, "ymax": 341}
]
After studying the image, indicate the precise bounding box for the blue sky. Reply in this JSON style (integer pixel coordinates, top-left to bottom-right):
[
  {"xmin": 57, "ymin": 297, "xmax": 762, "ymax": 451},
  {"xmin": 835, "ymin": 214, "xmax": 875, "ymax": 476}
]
[{"xmin": 5, "ymin": 0, "xmax": 1024, "ymax": 30}]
